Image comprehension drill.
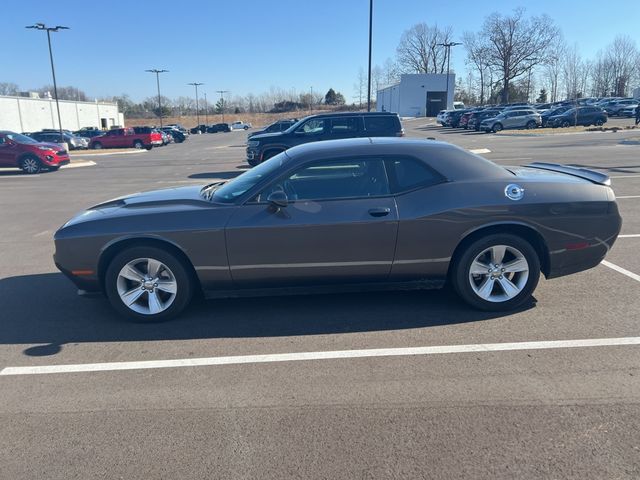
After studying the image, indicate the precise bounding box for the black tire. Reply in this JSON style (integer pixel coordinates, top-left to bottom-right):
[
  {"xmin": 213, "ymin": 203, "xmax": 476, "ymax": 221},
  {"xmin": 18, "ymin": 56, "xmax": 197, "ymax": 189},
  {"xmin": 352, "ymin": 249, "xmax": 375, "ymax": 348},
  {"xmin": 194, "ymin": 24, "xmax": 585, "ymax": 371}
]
[
  {"xmin": 526, "ymin": 120, "xmax": 536, "ymax": 129},
  {"xmin": 247, "ymin": 157, "xmax": 259, "ymax": 167},
  {"xmin": 92, "ymin": 142, "xmax": 103, "ymax": 150},
  {"xmin": 451, "ymin": 233, "xmax": 541, "ymax": 311},
  {"xmin": 104, "ymin": 246, "xmax": 194, "ymax": 322},
  {"xmin": 595, "ymin": 119, "xmax": 604, "ymax": 126},
  {"xmin": 20, "ymin": 155, "xmax": 42, "ymax": 174},
  {"xmin": 492, "ymin": 123, "xmax": 503, "ymax": 133},
  {"xmin": 244, "ymin": 126, "xmax": 249, "ymax": 130},
  {"xmin": 561, "ymin": 120, "xmax": 571, "ymax": 128},
  {"xmin": 133, "ymin": 140, "xmax": 144, "ymax": 149}
]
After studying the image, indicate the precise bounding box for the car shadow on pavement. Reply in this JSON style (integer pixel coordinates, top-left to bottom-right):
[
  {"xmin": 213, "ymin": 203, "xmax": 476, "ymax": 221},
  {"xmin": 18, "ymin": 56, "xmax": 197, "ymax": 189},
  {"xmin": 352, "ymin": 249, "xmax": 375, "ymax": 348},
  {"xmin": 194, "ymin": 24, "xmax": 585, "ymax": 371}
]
[{"xmin": 0, "ymin": 273, "xmax": 535, "ymax": 357}]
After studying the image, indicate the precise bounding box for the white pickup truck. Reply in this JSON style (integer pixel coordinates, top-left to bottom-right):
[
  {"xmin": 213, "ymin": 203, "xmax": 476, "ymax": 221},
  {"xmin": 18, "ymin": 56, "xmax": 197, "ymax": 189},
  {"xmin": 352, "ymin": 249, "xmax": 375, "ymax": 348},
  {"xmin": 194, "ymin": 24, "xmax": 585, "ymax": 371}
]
[{"xmin": 230, "ymin": 121, "xmax": 252, "ymax": 130}]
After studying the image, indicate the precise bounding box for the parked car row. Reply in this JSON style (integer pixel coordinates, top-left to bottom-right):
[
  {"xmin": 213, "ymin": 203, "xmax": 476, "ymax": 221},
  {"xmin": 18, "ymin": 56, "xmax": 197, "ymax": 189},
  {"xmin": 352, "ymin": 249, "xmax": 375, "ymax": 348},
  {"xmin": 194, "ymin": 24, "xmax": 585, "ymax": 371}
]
[{"xmin": 438, "ymin": 100, "xmax": 611, "ymax": 133}]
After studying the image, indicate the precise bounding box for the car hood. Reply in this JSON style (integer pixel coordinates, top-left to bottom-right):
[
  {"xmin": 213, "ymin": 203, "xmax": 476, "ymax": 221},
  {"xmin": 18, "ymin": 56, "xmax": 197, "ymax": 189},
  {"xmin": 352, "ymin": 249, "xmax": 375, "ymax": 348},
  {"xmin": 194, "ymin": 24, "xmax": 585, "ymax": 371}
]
[
  {"xmin": 249, "ymin": 131, "xmax": 285, "ymax": 141},
  {"xmin": 91, "ymin": 185, "xmax": 211, "ymax": 209}
]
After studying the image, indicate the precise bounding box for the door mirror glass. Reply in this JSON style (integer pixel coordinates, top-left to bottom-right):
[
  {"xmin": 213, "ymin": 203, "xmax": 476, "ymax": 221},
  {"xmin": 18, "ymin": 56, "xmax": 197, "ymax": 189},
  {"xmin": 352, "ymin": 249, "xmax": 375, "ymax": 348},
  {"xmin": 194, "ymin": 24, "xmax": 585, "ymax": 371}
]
[{"xmin": 267, "ymin": 190, "xmax": 288, "ymax": 208}]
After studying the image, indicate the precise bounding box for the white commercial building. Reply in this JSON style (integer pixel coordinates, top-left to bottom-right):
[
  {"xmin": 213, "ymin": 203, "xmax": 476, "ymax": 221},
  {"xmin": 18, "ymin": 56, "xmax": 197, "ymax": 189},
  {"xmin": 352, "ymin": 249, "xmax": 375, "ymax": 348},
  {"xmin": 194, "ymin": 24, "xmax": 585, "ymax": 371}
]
[
  {"xmin": 633, "ymin": 87, "xmax": 640, "ymax": 100},
  {"xmin": 0, "ymin": 95, "xmax": 124, "ymax": 132},
  {"xmin": 376, "ymin": 73, "xmax": 455, "ymax": 117}
]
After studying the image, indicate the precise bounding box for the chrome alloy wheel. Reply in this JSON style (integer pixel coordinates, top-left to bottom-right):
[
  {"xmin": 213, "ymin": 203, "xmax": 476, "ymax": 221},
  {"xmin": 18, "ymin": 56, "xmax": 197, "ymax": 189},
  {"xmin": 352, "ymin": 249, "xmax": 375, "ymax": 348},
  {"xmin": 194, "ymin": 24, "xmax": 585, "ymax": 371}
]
[
  {"xmin": 116, "ymin": 258, "xmax": 178, "ymax": 315},
  {"xmin": 468, "ymin": 245, "xmax": 529, "ymax": 303},
  {"xmin": 21, "ymin": 157, "xmax": 40, "ymax": 174}
]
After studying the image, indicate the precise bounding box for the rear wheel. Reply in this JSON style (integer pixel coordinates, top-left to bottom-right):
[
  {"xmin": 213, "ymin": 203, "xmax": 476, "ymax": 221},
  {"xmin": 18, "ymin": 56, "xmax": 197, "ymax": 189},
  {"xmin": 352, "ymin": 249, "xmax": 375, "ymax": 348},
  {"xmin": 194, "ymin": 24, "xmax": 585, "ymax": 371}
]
[
  {"xmin": 92, "ymin": 142, "xmax": 103, "ymax": 150},
  {"xmin": 595, "ymin": 119, "xmax": 604, "ymax": 126},
  {"xmin": 526, "ymin": 120, "xmax": 537, "ymax": 129},
  {"xmin": 105, "ymin": 246, "xmax": 194, "ymax": 322},
  {"xmin": 133, "ymin": 140, "xmax": 144, "ymax": 149},
  {"xmin": 561, "ymin": 120, "xmax": 571, "ymax": 128},
  {"xmin": 451, "ymin": 234, "xmax": 540, "ymax": 311},
  {"xmin": 492, "ymin": 123, "xmax": 503, "ymax": 133},
  {"xmin": 20, "ymin": 155, "xmax": 42, "ymax": 174}
]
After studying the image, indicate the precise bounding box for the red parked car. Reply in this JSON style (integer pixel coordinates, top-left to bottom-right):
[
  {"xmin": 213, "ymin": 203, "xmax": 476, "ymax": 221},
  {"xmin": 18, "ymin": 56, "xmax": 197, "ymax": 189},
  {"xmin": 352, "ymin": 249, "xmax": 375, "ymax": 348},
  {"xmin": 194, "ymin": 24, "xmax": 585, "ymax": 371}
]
[
  {"xmin": 89, "ymin": 127, "xmax": 162, "ymax": 150},
  {"xmin": 0, "ymin": 131, "xmax": 70, "ymax": 174}
]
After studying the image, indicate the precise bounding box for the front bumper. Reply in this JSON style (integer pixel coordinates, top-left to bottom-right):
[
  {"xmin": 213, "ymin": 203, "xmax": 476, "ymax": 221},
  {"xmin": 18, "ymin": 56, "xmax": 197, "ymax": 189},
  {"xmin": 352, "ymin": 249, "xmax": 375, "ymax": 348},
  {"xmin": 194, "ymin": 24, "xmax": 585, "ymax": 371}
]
[{"xmin": 246, "ymin": 147, "xmax": 260, "ymax": 161}]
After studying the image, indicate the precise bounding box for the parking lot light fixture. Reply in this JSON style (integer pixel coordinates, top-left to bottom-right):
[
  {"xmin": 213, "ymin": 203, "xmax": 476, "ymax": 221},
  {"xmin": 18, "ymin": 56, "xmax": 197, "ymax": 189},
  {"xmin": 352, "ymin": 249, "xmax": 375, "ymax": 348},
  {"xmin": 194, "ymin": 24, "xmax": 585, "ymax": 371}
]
[
  {"xmin": 367, "ymin": 0, "xmax": 373, "ymax": 112},
  {"xmin": 188, "ymin": 82, "xmax": 204, "ymax": 130},
  {"xmin": 26, "ymin": 23, "xmax": 69, "ymax": 145},
  {"xmin": 204, "ymin": 92, "xmax": 208, "ymax": 126},
  {"xmin": 437, "ymin": 41, "xmax": 462, "ymax": 110},
  {"xmin": 216, "ymin": 90, "xmax": 229, "ymax": 124},
  {"xmin": 146, "ymin": 69, "xmax": 168, "ymax": 128}
]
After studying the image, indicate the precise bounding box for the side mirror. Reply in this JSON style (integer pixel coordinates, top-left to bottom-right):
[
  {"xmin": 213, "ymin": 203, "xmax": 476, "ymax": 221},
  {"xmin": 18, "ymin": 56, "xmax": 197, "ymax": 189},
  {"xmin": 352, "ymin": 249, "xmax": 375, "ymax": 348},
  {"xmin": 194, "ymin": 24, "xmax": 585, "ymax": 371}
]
[{"xmin": 267, "ymin": 190, "xmax": 288, "ymax": 209}]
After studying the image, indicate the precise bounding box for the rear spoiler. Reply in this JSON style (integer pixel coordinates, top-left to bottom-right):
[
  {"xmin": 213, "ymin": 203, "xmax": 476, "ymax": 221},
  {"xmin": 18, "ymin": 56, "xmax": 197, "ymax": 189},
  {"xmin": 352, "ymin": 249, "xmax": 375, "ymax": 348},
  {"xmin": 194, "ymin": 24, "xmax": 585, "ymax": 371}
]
[{"xmin": 526, "ymin": 162, "xmax": 611, "ymax": 186}]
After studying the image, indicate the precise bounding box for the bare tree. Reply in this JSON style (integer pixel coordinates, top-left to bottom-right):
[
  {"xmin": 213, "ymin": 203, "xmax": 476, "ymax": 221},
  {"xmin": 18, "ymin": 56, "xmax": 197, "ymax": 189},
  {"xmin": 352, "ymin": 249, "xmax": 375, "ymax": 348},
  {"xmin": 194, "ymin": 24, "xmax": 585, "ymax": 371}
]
[
  {"xmin": 396, "ymin": 23, "xmax": 453, "ymax": 74},
  {"xmin": 543, "ymin": 39, "xmax": 565, "ymax": 102},
  {"xmin": 353, "ymin": 67, "xmax": 367, "ymax": 107},
  {"xmin": 562, "ymin": 44, "xmax": 588, "ymax": 99},
  {"xmin": 0, "ymin": 82, "xmax": 19, "ymax": 95},
  {"xmin": 606, "ymin": 35, "xmax": 639, "ymax": 97},
  {"xmin": 463, "ymin": 32, "xmax": 491, "ymax": 104},
  {"xmin": 480, "ymin": 8, "xmax": 560, "ymax": 103}
]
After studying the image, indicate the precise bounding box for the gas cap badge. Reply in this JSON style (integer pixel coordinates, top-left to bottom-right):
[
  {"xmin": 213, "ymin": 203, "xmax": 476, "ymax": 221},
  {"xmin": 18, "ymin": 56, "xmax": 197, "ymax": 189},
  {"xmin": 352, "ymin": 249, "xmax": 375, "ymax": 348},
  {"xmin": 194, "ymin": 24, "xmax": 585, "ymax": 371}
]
[{"xmin": 505, "ymin": 184, "xmax": 525, "ymax": 201}]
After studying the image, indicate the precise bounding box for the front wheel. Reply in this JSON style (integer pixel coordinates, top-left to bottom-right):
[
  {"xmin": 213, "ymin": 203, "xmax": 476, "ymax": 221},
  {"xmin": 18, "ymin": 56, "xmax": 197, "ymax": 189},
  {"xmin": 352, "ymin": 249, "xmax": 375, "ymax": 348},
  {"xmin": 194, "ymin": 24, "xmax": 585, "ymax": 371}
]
[
  {"xmin": 561, "ymin": 120, "xmax": 571, "ymax": 128},
  {"xmin": 20, "ymin": 156, "xmax": 42, "ymax": 174},
  {"xmin": 451, "ymin": 234, "xmax": 540, "ymax": 311},
  {"xmin": 92, "ymin": 142, "xmax": 103, "ymax": 150},
  {"xmin": 595, "ymin": 119, "xmax": 604, "ymax": 126},
  {"xmin": 526, "ymin": 120, "xmax": 536, "ymax": 129},
  {"xmin": 492, "ymin": 123, "xmax": 503, "ymax": 133},
  {"xmin": 133, "ymin": 140, "xmax": 144, "ymax": 149},
  {"xmin": 104, "ymin": 246, "xmax": 194, "ymax": 322}
]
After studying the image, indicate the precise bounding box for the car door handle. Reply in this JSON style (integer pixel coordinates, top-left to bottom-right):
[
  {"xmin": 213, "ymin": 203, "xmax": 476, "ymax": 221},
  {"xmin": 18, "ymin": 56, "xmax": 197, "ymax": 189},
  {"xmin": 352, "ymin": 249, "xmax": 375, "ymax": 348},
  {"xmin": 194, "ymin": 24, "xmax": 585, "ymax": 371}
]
[{"xmin": 368, "ymin": 207, "xmax": 391, "ymax": 217}]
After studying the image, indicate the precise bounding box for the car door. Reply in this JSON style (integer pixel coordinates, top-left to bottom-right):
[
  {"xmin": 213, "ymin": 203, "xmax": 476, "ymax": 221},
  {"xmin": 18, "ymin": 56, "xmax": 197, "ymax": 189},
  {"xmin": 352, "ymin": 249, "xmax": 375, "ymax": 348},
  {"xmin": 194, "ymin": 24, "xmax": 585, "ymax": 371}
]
[
  {"xmin": 225, "ymin": 157, "xmax": 398, "ymax": 287},
  {"xmin": 327, "ymin": 116, "xmax": 362, "ymax": 140},
  {"xmin": 0, "ymin": 135, "xmax": 16, "ymax": 167}
]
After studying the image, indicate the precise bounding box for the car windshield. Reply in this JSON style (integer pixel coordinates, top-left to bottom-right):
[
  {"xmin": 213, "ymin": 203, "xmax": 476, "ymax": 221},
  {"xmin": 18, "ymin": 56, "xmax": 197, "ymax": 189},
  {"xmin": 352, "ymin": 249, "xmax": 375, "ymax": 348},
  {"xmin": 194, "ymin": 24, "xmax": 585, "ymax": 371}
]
[
  {"xmin": 206, "ymin": 153, "xmax": 287, "ymax": 203},
  {"xmin": 5, "ymin": 132, "xmax": 38, "ymax": 144}
]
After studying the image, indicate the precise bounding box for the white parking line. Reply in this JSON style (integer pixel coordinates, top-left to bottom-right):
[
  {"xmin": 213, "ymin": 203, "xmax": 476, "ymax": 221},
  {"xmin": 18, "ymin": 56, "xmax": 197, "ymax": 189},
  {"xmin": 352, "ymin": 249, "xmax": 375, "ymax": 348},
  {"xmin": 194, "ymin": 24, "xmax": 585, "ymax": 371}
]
[
  {"xmin": 61, "ymin": 160, "xmax": 96, "ymax": 169},
  {"xmin": 617, "ymin": 195, "xmax": 640, "ymax": 199},
  {"xmin": 611, "ymin": 175, "xmax": 640, "ymax": 179},
  {"xmin": 618, "ymin": 234, "xmax": 640, "ymax": 238},
  {"xmin": 2, "ymin": 337, "xmax": 640, "ymax": 376},
  {"xmin": 601, "ymin": 260, "xmax": 640, "ymax": 282},
  {"xmin": 469, "ymin": 148, "xmax": 492, "ymax": 154}
]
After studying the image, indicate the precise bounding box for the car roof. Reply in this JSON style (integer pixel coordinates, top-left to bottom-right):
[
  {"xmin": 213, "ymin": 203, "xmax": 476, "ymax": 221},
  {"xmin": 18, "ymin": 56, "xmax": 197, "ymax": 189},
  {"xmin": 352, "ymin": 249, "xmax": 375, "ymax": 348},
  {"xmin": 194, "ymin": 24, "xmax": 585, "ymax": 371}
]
[
  {"xmin": 304, "ymin": 111, "xmax": 399, "ymax": 119},
  {"xmin": 283, "ymin": 137, "xmax": 510, "ymax": 182}
]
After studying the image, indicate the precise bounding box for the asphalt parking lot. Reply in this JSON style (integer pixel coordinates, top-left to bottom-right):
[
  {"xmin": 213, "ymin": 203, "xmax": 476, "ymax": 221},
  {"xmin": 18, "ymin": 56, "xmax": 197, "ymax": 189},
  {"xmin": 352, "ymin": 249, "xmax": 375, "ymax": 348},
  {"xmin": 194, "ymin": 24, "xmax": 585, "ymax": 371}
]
[{"xmin": 1, "ymin": 123, "xmax": 639, "ymax": 479}]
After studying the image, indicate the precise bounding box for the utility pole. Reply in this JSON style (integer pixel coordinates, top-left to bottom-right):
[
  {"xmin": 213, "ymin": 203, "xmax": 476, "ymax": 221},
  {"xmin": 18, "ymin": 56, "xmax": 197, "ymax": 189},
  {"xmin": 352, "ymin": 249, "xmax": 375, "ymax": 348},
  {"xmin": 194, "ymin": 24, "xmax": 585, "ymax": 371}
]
[
  {"xmin": 367, "ymin": 0, "xmax": 373, "ymax": 112},
  {"xmin": 216, "ymin": 90, "xmax": 229, "ymax": 123},
  {"xmin": 146, "ymin": 69, "xmax": 168, "ymax": 127},
  {"xmin": 204, "ymin": 92, "xmax": 208, "ymax": 125},
  {"xmin": 188, "ymin": 82, "xmax": 204, "ymax": 130},
  {"xmin": 310, "ymin": 86, "xmax": 313, "ymax": 112},
  {"xmin": 26, "ymin": 23, "xmax": 69, "ymax": 144},
  {"xmin": 437, "ymin": 41, "xmax": 462, "ymax": 110}
]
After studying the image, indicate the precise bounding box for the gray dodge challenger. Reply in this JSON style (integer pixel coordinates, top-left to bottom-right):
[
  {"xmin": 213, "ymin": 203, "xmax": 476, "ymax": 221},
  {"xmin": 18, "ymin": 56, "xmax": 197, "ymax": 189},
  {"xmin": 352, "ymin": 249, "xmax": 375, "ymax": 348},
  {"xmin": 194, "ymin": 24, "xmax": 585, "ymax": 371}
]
[{"xmin": 54, "ymin": 138, "xmax": 622, "ymax": 321}]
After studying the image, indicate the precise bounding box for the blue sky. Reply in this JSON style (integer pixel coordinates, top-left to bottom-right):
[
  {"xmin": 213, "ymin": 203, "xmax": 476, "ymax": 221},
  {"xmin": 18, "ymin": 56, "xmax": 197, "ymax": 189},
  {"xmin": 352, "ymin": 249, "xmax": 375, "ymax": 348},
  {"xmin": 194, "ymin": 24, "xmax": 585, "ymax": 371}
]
[{"xmin": 2, "ymin": 0, "xmax": 639, "ymax": 102}]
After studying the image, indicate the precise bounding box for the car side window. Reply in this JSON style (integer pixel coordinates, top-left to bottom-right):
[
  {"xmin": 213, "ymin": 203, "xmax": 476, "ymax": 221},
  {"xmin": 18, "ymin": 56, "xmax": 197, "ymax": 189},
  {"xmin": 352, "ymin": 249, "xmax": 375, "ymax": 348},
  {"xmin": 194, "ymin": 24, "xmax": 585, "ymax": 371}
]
[
  {"xmin": 364, "ymin": 116, "xmax": 396, "ymax": 135},
  {"xmin": 329, "ymin": 117, "xmax": 359, "ymax": 134},
  {"xmin": 385, "ymin": 157, "xmax": 444, "ymax": 194},
  {"xmin": 257, "ymin": 159, "xmax": 390, "ymax": 202},
  {"xmin": 0, "ymin": 136, "xmax": 5, "ymax": 145},
  {"xmin": 295, "ymin": 119, "xmax": 325, "ymax": 135}
]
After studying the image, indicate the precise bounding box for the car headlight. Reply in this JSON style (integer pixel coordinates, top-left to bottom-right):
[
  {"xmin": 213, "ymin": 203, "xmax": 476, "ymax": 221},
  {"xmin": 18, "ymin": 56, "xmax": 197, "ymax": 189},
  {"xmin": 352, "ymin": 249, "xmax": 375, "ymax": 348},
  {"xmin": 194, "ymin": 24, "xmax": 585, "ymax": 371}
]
[
  {"xmin": 37, "ymin": 146, "xmax": 53, "ymax": 151},
  {"xmin": 247, "ymin": 140, "xmax": 260, "ymax": 147}
]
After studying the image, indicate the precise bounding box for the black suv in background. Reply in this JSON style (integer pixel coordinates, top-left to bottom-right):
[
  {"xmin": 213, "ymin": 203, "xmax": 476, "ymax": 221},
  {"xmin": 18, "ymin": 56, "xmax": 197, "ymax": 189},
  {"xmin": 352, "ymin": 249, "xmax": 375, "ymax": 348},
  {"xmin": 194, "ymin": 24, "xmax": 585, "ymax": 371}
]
[
  {"xmin": 246, "ymin": 112, "xmax": 404, "ymax": 166},
  {"xmin": 248, "ymin": 118, "xmax": 298, "ymax": 139}
]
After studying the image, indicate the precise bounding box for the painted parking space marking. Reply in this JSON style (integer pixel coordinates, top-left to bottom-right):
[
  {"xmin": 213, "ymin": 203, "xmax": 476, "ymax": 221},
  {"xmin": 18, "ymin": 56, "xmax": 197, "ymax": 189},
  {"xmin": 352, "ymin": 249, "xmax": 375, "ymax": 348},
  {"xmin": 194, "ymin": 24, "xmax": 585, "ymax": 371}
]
[
  {"xmin": 617, "ymin": 195, "xmax": 640, "ymax": 199},
  {"xmin": 2, "ymin": 337, "xmax": 640, "ymax": 376},
  {"xmin": 61, "ymin": 160, "xmax": 96, "ymax": 169},
  {"xmin": 611, "ymin": 174, "xmax": 640, "ymax": 179},
  {"xmin": 469, "ymin": 148, "xmax": 492, "ymax": 154},
  {"xmin": 618, "ymin": 234, "xmax": 640, "ymax": 238},
  {"xmin": 601, "ymin": 260, "xmax": 640, "ymax": 282}
]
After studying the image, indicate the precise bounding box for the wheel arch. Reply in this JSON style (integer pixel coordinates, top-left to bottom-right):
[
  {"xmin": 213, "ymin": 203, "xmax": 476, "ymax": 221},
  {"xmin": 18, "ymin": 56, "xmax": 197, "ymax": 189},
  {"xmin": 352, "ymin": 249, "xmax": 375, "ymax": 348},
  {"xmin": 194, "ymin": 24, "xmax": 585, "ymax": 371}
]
[
  {"xmin": 448, "ymin": 222, "xmax": 550, "ymax": 279},
  {"xmin": 97, "ymin": 236, "xmax": 202, "ymax": 294}
]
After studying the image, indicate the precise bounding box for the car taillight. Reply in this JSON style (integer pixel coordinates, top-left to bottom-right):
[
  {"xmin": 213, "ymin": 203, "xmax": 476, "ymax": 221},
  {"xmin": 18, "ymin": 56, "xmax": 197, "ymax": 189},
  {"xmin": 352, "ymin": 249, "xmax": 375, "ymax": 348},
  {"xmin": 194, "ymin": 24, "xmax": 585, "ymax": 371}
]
[{"xmin": 396, "ymin": 129, "xmax": 405, "ymax": 137}]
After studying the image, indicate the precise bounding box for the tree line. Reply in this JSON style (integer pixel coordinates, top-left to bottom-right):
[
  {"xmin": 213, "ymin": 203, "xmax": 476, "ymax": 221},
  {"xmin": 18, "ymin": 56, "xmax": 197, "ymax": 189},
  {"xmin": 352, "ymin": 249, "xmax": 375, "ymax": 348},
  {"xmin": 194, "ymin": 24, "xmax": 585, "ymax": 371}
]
[{"xmin": 360, "ymin": 7, "xmax": 640, "ymax": 105}]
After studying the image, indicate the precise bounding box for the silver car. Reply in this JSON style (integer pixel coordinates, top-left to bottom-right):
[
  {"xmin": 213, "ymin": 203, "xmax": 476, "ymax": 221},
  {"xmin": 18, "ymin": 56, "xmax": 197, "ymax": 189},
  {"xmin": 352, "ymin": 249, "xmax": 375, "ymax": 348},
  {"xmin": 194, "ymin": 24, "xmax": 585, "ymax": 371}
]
[{"xmin": 480, "ymin": 109, "xmax": 542, "ymax": 133}]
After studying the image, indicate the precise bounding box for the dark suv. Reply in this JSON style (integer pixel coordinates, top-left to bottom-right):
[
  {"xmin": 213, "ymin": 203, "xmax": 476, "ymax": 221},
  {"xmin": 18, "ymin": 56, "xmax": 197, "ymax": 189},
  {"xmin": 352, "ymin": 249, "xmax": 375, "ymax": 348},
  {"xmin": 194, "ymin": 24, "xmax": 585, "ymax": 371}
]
[
  {"xmin": 246, "ymin": 112, "xmax": 404, "ymax": 166},
  {"xmin": 248, "ymin": 118, "xmax": 298, "ymax": 139}
]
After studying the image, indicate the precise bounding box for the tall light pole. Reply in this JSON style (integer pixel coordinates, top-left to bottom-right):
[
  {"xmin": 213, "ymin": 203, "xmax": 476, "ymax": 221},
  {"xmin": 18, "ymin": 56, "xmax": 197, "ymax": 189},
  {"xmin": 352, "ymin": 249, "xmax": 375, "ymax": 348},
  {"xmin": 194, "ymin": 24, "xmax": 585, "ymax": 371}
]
[
  {"xmin": 204, "ymin": 92, "xmax": 208, "ymax": 125},
  {"xmin": 367, "ymin": 0, "xmax": 373, "ymax": 112},
  {"xmin": 188, "ymin": 82, "xmax": 204, "ymax": 130},
  {"xmin": 216, "ymin": 90, "xmax": 229, "ymax": 123},
  {"xmin": 26, "ymin": 23, "xmax": 69, "ymax": 144},
  {"xmin": 146, "ymin": 69, "xmax": 168, "ymax": 127},
  {"xmin": 437, "ymin": 41, "xmax": 462, "ymax": 110}
]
